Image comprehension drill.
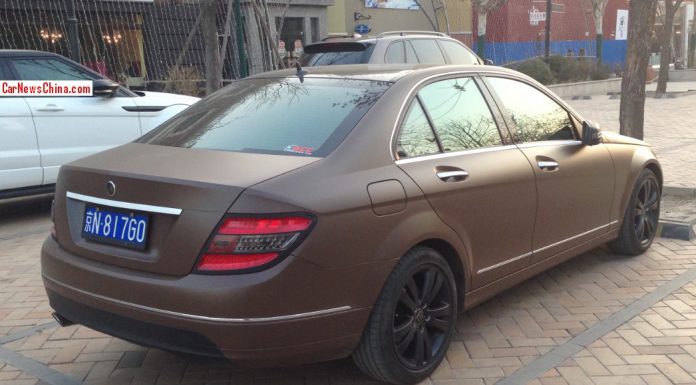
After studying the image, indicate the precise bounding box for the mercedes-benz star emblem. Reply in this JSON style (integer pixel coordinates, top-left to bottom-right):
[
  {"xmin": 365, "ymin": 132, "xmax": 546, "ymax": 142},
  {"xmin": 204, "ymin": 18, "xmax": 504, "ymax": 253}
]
[{"xmin": 106, "ymin": 181, "xmax": 116, "ymax": 196}]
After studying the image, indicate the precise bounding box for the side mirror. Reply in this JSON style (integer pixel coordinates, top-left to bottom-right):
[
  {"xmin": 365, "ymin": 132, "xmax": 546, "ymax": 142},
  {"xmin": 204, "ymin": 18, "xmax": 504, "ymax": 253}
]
[
  {"xmin": 93, "ymin": 79, "xmax": 120, "ymax": 97},
  {"xmin": 484, "ymin": 59, "xmax": 494, "ymax": 65},
  {"xmin": 581, "ymin": 121, "xmax": 602, "ymax": 146}
]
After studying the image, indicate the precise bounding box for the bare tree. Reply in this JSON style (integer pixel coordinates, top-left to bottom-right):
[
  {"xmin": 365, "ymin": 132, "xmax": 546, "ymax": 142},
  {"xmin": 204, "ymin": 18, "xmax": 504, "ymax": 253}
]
[
  {"xmin": 472, "ymin": 0, "xmax": 508, "ymax": 58},
  {"xmin": 202, "ymin": 0, "xmax": 222, "ymax": 95},
  {"xmin": 619, "ymin": 0, "xmax": 658, "ymax": 139},
  {"xmin": 589, "ymin": 0, "xmax": 608, "ymax": 63},
  {"xmin": 656, "ymin": 0, "xmax": 684, "ymax": 94}
]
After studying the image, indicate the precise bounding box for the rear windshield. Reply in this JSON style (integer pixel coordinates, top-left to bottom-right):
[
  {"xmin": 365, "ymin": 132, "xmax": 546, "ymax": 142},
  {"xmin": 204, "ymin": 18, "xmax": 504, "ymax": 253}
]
[
  {"xmin": 301, "ymin": 44, "xmax": 375, "ymax": 66},
  {"xmin": 138, "ymin": 77, "xmax": 390, "ymax": 157}
]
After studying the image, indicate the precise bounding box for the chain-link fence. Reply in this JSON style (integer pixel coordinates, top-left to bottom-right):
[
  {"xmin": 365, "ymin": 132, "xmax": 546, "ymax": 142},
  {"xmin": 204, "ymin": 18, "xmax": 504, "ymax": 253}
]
[{"xmin": 0, "ymin": 0, "xmax": 309, "ymax": 94}]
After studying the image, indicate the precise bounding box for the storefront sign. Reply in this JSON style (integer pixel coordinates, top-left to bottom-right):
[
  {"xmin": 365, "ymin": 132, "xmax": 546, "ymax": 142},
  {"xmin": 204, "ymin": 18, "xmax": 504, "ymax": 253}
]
[
  {"xmin": 365, "ymin": 0, "xmax": 419, "ymax": 10},
  {"xmin": 616, "ymin": 9, "xmax": 628, "ymax": 40},
  {"xmin": 293, "ymin": 39, "xmax": 303, "ymax": 56},
  {"xmin": 529, "ymin": 7, "xmax": 546, "ymax": 26},
  {"xmin": 278, "ymin": 40, "xmax": 287, "ymax": 58},
  {"xmin": 355, "ymin": 24, "xmax": 371, "ymax": 34}
]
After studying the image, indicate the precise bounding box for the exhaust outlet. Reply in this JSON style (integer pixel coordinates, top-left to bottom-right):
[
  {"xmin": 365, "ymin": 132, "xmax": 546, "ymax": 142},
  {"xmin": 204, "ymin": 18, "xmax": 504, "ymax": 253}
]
[{"xmin": 52, "ymin": 312, "xmax": 75, "ymax": 327}]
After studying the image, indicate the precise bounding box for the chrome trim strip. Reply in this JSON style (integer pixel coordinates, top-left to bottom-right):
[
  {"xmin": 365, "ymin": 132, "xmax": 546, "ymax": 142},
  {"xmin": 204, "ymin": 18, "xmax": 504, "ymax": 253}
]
[
  {"xmin": 516, "ymin": 140, "xmax": 581, "ymax": 149},
  {"xmin": 44, "ymin": 275, "xmax": 352, "ymax": 324},
  {"xmin": 395, "ymin": 145, "xmax": 517, "ymax": 165},
  {"xmin": 477, "ymin": 252, "xmax": 532, "ymax": 274},
  {"xmin": 476, "ymin": 221, "xmax": 614, "ymax": 274},
  {"xmin": 67, "ymin": 191, "xmax": 182, "ymax": 216},
  {"xmin": 534, "ymin": 223, "xmax": 609, "ymax": 254}
]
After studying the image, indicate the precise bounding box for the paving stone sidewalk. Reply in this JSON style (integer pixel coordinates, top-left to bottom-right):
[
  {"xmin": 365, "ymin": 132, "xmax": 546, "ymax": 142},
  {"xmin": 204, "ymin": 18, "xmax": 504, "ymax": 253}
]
[
  {"xmin": 566, "ymin": 81, "xmax": 696, "ymax": 189},
  {"xmin": 2, "ymin": 208, "xmax": 696, "ymax": 384},
  {"xmin": 1, "ymin": 82, "xmax": 696, "ymax": 385}
]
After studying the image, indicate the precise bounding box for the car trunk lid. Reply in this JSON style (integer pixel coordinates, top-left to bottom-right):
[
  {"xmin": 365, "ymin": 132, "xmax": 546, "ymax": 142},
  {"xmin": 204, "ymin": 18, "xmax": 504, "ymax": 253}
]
[{"xmin": 53, "ymin": 143, "xmax": 319, "ymax": 276}]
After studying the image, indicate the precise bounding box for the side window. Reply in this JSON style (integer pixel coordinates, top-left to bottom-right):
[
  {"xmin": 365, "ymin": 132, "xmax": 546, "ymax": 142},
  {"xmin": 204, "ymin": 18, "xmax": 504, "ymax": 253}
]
[
  {"xmin": 385, "ymin": 41, "xmax": 406, "ymax": 64},
  {"xmin": 11, "ymin": 59, "xmax": 97, "ymax": 81},
  {"xmin": 418, "ymin": 78, "xmax": 502, "ymax": 151},
  {"xmin": 487, "ymin": 77, "xmax": 576, "ymax": 142},
  {"xmin": 397, "ymin": 101, "xmax": 440, "ymax": 158},
  {"xmin": 438, "ymin": 40, "xmax": 479, "ymax": 65},
  {"xmin": 409, "ymin": 39, "xmax": 446, "ymax": 64},
  {"xmin": 405, "ymin": 41, "xmax": 419, "ymax": 64}
]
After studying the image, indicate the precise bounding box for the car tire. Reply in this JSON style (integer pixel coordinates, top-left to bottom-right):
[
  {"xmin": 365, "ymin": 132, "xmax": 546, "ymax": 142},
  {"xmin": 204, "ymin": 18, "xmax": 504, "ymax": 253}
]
[
  {"xmin": 608, "ymin": 168, "xmax": 661, "ymax": 255},
  {"xmin": 353, "ymin": 246, "xmax": 457, "ymax": 385}
]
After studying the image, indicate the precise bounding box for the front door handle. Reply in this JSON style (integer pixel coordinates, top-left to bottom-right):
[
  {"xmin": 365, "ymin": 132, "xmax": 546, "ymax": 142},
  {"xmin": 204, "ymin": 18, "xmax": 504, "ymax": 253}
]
[
  {"xmin": 537, "ymin": 160, "xmax": 559, "ymax": 171},
  {"xmin": 37, "ymin": 104, "xmax": 64, "ymax": 112},
  {"xmin": 436, "ymin": 170, "xmax": 469, "ymax": 182}
]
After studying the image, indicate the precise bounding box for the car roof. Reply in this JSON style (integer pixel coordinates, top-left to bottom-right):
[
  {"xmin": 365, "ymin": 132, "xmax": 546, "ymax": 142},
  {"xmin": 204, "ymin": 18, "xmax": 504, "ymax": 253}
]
[
  {"xmin": 0, "ymin": 50, "xmax": 64, "ymax": 58},
  {"xmin": 249, "ymin": 64, "xmax": 525, "ymax": 84},
  {"xmin": 309, "ymin": 32, "xmax": 463, "ymax": 46}
]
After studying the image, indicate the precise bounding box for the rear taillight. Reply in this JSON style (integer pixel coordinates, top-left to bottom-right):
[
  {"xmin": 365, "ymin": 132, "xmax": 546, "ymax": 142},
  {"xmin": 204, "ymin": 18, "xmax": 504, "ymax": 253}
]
[
  {"xmin": 50, "ymin": 199, "xmax": 57, "ymax": 241},
  {"xmin": 195, "ymin": 215, "xmax": 314, "ymax": 273}
]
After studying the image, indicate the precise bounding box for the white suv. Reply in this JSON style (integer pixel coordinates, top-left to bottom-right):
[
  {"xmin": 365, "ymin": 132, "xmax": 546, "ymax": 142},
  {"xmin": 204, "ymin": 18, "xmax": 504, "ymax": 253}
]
[
  {"xmin": 301, "ymin": 31, "xmax": 482, "ymax": 66},
  {"xmin": 0, "ymin": 50, "xmax": 200, "ymax": 198}
]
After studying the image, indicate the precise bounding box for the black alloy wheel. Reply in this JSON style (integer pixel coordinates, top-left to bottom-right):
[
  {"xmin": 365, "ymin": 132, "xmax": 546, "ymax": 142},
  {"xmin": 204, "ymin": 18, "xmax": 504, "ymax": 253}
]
[
  {"xmin": 609, "ymin": 168, "xmax": 661, "ymax": 255},
  {"xmin": 393, "ymin": 266, "xmax": 454, "ymax": 370},
  {"xmin": 633, "ymin": 176, "xmax": 660, "ymax": 247},
  {"xmin": 353, "ymin": 246, "xmax": 457, "ymax": 385}
]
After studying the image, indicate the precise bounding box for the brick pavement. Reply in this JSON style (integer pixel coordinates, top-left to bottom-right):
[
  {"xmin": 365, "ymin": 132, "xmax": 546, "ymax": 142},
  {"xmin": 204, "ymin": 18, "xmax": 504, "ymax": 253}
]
[
  {"xmin": 3, "ymin": 206, "xmax": 696, "ymax": 384},
  {"xmin": 1, "ymin": 82, "xmax": 696, "ymax": 384},
  {"xmin": 566, "ymin": 81, "xmax": 696, "ymax": 188}
]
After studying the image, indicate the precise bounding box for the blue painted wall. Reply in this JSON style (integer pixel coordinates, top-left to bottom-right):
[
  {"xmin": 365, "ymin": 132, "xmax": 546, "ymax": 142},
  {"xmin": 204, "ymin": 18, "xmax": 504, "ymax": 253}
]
[{"xmin": 484, "ymin": 39, "xmax": 627, "ymax": 68}]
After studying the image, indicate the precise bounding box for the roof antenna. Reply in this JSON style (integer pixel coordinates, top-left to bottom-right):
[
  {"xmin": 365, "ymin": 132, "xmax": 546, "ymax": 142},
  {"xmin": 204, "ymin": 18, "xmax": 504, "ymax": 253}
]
[{"xmin": 295, "ymin": 62, "xmax": 308, "ymax": 83}]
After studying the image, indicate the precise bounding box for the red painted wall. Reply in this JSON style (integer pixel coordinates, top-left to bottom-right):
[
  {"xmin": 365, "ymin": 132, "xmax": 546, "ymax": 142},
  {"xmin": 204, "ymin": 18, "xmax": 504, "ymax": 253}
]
[
  {"xmin": 604, "ymin": 0, "xmax": 630, "ymax": 39},
  {"xmin": 477, "ymin": 0, "xmax": 630, "ymax": 43}
]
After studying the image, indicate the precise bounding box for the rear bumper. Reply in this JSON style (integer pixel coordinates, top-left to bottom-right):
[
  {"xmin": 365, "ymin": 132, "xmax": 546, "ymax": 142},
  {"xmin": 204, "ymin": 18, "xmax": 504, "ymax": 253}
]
[{"xmin": 41, "ymin": 237, "xmax": 383, "ymax": 366}]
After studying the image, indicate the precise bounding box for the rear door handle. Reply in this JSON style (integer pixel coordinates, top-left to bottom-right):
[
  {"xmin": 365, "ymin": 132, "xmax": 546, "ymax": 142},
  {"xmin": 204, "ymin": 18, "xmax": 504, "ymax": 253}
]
[
  {"xmin": 436, "ymin": 170, "xmax": 469, "ymax": 182},
  {"xmin": 537, "ymin": 160, "xmax": 559, "ymax": 171},
  {"xmin": 37, "ymin": 104, "xmax": 64, "ymax": 112}
]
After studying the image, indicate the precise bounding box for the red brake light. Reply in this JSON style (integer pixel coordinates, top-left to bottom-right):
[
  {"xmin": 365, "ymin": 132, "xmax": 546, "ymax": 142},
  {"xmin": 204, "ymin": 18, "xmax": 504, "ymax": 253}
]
[
  {"xmin": 195, "ymin": 215, "xmax": 314, "ymax": 273},
  {"xmin": 198, "ymin": 253, "xmax": 279, "ymax": 271},
  {"xmin": 218, "ymin": 216, "xmax": 312, "ymax": 235}
]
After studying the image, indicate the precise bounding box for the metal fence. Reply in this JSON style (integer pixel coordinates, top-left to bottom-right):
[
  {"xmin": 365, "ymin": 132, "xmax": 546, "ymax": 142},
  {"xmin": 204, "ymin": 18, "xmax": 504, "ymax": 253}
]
[{"xmin": 0, "ymin": 0, "xmax": 300, "ymax": 94}]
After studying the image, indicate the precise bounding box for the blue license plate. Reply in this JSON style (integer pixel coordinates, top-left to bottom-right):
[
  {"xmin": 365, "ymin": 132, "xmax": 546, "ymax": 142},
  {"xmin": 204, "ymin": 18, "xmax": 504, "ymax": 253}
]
[{"xmin": 82, "ymin": 206, "xmax": 150, "ymax": 250}]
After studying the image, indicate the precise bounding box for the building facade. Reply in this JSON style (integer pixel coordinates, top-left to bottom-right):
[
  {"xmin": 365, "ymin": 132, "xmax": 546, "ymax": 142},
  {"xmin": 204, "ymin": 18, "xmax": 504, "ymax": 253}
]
[
  {"xmin": 0, "ymin": 0, "xmax": 333, "ymax": 86},
  {"xmin": 477, "ymin": 0, "xmax": 630, "ymax": 67},
  {"xmin": 327, "ymin": 0, "xmax": 473, "ymax": 45}
]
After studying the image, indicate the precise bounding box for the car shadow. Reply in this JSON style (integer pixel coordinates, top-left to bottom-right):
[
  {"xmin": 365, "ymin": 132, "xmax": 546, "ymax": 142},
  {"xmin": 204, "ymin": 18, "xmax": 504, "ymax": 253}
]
[{"xmin": 0, "ymin": 194, "xmax": 52, "ymax": 240}]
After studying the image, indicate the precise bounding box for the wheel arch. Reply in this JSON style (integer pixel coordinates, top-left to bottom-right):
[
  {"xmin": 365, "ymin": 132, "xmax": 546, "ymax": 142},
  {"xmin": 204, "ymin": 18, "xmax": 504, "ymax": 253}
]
[
  {"xmin": 414, "ymin": 238, "xmax": 466, "ymax": 310},
  {"xmin": 644, "ymin": 161, "xmax": 663, "ymax": 191},
  {"xmin": 619, "ymin": 157, "xmax": 663, "ymax": 219},
  {"xmin": 609, "ymin": 144, "xmax": 662, "ymax": 226}
]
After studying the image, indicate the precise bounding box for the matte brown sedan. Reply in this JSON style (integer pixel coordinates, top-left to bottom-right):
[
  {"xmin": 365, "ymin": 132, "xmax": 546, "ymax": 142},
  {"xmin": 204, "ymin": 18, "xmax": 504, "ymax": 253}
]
[{"xmin": 42, "ymin": 64, "xmax": 661, "ymax": 384}]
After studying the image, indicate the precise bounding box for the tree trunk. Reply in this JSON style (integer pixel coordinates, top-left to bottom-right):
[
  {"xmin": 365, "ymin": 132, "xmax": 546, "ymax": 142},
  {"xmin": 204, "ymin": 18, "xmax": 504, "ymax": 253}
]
[
  {"xmin": 591, "ymin": 0, "xmax": 608, "ymax": 63},
  {"xmin": 619, "ymin": 0, "xmax": 657, "ymax": 140},
  {"xmin": 656, "ymin": 11, "xmax": 674, "ymax": 94},
  {"xmin": 476, "ymin": 9, "xmax": 487, "ymax": 57},
  {"xmin": 202, "ymin": 0, "xmax": 222, "ymax": 95},
  {"xmin": 656, "ymin": 0, "xmax": 682, "ymax": 94}
]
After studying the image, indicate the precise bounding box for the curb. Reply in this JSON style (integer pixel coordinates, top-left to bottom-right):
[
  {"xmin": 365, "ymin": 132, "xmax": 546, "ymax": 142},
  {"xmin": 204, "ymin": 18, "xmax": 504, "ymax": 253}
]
[
  {"xmin": 658, "ymin": 220, "xmax": 696, "ymax": 241},
  {"xmin": 659, "ymin": 185, "xmax": 696, "ymax": 240},
  {"xmin": 663, "ymin": 185, "xmax": 696, "ymax": 198}
]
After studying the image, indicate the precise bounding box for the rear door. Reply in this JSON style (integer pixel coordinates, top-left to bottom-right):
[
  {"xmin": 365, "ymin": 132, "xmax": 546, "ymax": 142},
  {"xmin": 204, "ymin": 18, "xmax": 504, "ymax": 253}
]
[
  {"xmin": 395, "ymin": 76, "xmax": 537, "ymax": 287},
  {"xmin": 9, "ymin": 57, "xmax": 140, "ymax": 185},
  {"xmin": 483, "ymin": 76, "xmax": 615, "ymax": 262},
  {"xmin": 0, "ymin": 59, "xmax": 43, "ymax": 190}
]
